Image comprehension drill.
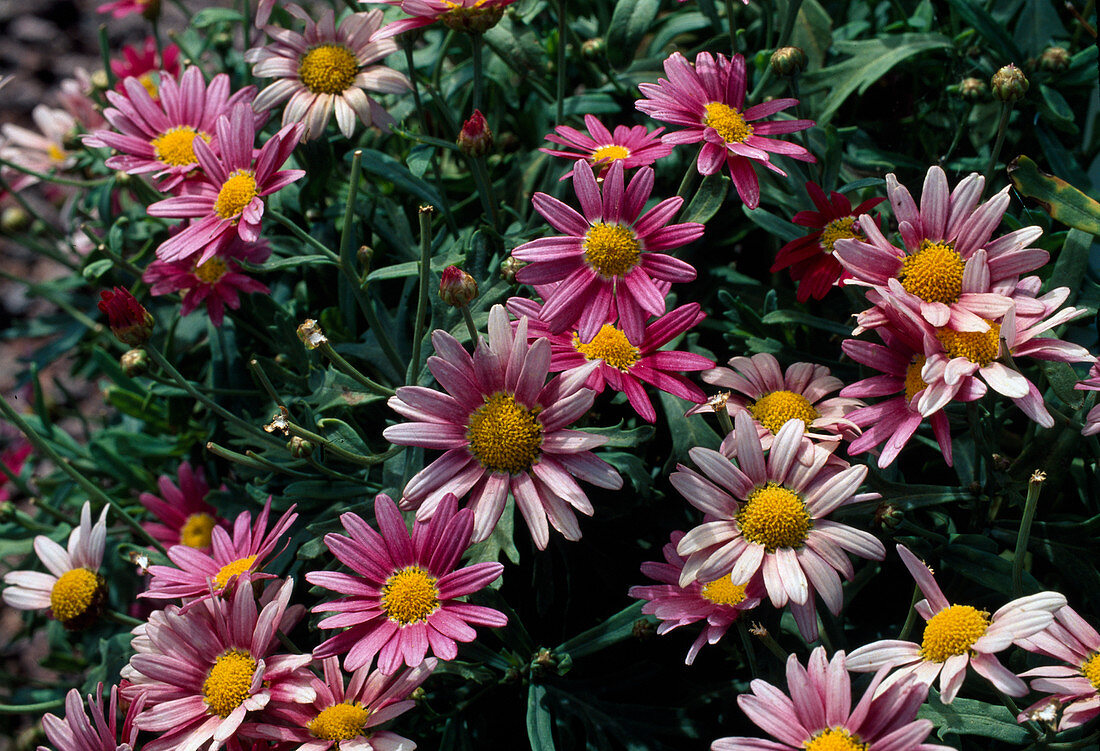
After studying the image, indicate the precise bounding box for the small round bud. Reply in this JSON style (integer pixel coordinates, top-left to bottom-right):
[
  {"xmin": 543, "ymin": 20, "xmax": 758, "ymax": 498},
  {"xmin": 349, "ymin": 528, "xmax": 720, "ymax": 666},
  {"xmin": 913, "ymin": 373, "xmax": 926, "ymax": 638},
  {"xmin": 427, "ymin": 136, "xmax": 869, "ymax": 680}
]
[
  {"xmin": 0, "ymin": 206, "xmax": 30, "ymax": 234},
  {"xmin": 770, "ymin": 46, "xmax": 807, "ymax": 77},
  {"xmin": 457, "ymin": 110, "xmax": 493, "ymax": 158},
  {"xmin": 357, "ymin": 245, "xmax": 373, "ymax": 272},
  {"xmin": 581, "ymin": 37, "xmax": 606, "ymax": 59},
  {"xmin": 98, "ymin": 287, "xmax": 154, "ymax": 346},
  {"xmin": 873, "ymin": 501, "xmax": 903, "ymax": 533},
  {"xmin": 410, "ymin": 687, "xmax": 427, "ymax": 701},
  {"xmin": 991, "ymin": 64, "xmax": 1029, "ymax": 102},
  {"xmin": 632, "ymin": 618, "xmax": 656, "ymax": 640},
  {"xmin": 120, "ymin": 349, "xmax": 148, "ymax": 376},
  {"xmin": 957, "ymin": 77, "xmax": 987, "ymax": 101},
  {"xmin": 287, "ymin": 436, "xmax": 314, "ymax": 458},
  {"xmin": 114, "ymin": 170, "xmax": 132, "ymax": 186},
  {"xmin": 439, "ymin": 266, "xmax": 479, "ymax": 308},
  {"xmin": 500, "ymin": 256, "xmax": 525, "ymax": 283},
  {"xmin": 1039, "ymin": 46, "xmax": 1070, "ymax": 72},
  {"xmin": 89, "ymin": 69, "xmax": 110, "ymax": 91}
]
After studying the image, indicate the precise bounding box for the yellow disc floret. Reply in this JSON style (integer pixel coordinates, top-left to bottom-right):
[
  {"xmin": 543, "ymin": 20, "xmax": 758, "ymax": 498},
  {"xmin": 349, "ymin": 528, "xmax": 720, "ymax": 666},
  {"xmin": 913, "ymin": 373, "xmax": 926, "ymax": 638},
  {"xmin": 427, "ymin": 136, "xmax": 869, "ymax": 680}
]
[
  {"xmin": 583, "ymin": 222, "xmax": 641, "ymax": 278},
  {"xmin": 203, "ymin": 649, "xmax": 257, "ymax": 718},
  {"xmin": 180, "ymin": 512, "xmax": 217, "ymax": 548},
  {"xmin": 214, "ymin": 170, "xmax": 258, "ymax": 221},
  {"xmin": 466, "ymin": 392, "xmax": 543, "ymax": 474},
  {"xmin": 381, "ymin": 566, "xmax": 440, "ymax": 626},
  {"xmin": 935, "ymin": 322, "xmax": 1001, "ymax": 366},
  {"xmin": 803, "ymin": 727, "xmax": 868, "ymax": 751},
  {"xmin": 573, "ymin": 324, "xmax": 640, "ymax": 371},
  {"xmin": 920, "ymin": 604, "xmax": 990, "ymax": 662},
  {"xmin": 50, "ymin": 568, "xmax": 105, "ymax": 627},
  {"xmin": 818, "ymin": 216, "xmax": 862, "ymax": 255},
  {"xmin": 898, "ymin": 239, "xmax": 965, "ymax": 305},
  {"xmin": 703, "ymin": 102, "xmax": 754, "ymax": 143},
  {"xmin": 1081, "ymin": 653, "xmax": 1100, "ymax": 692},
  {"xmin": 749, "ymin": 390, "xmax": 819, "ymax": 435},
  {"xmin": 298, "ymin": 44, "xmax": 359, "ymax": 95},
  {"xmin": 212, "ymin": 554, "xmax": 258, "ymax": 589},
  {"xmin": 151, "ymin": 126, "xmax": 210, "ymax": 167},
  {"xmin": 307, "ymin": 701, "xmax": 371, "ymax": 741},
  {"xmin": 737, "ymin": 482, "xmax": 812, "ymax": 551},
  {"xmin": 591, "ymin": 144, "xmax": 631, "ymax": 163},
  {"xmin": 700, "ymin": 575, "xmax": 747, "ymax": 607},
  {"xmin": 904, "ymin": 355, "xmax": 928, "ymax": 402},
  {"xmin": 194, "ymin": 258, "xmax": 229, "ymax": 284}
]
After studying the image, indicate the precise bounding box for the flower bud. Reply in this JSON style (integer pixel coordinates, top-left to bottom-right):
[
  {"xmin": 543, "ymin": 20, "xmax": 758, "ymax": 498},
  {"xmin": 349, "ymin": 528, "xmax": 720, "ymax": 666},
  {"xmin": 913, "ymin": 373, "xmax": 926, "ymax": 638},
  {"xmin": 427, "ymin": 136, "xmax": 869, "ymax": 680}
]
[
  {"xmin": 439, "ymin": 266, "xmax": 479, "ymax": 308},
  {"xmin": 1039, "ymin": 46, "xmax": 1070, "ymax": 72},
  {"xmin": 770, "ymin": 46, "xmax": 807, "ymax": 77},
  {"xmin": 0, "ymin": 206, "xmax": 30, "ymax": 234},
  {"xmin": 287, "ymin": 436, "xmax": 314, "ymax": 458},
  {"xmin": 98, "ymin": 287, "xmax": 154, "ymax": 345},
  {"xmin": 89, "ymin": 69, "xmax": 110, "ymax": 92},
  {"xmin": 440, "ymin": 5, "xmax": 505, "ymax": 33},
  {"xmin": 957, "ymin": 77, "xmax": 986, "ymax": 101},
  {"xmin": 581, "ymin": 37, "xmax": 606, "ymax": 59},
  {"xmin": 500, "ymin": 256, "xmax": 525, "ymax": 283},
  {"xmin": 991, "ymin": 64, "xmax": 1028, "ymax": 102},
  {"xmin": 357, "ymin": 245, "xmax": 373, "ymax": 275},
  {"xmin": 120, "ymin": 348, "xmax": 148, "ymax": 376},
  {"xmin": 140, "ymin": 0, "xmax": 161, "ymax": 20},
  {"xmin": 873, "ymin": 501, "xmax": 903, "ymax": 533},
  {"xmin": 457, "ymin": 110, "xmax": 493, "ymax": 158}
]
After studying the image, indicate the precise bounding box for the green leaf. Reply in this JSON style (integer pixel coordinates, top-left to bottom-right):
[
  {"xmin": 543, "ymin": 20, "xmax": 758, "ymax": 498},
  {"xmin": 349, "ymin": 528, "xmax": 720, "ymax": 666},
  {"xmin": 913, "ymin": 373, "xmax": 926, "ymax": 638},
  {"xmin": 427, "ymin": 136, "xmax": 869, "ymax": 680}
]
[
  {"xmin": 465, "ymin": 497, "xmax": 520, "ymax": 568},
  {"xmin": 683, "ymin": 174, "xmax": 730, "ymax": 224},
  {"xmin": 1036, "ymin": 84, "xmax": 1077, "ymax": 133},
  {"xmin": 606, "ymin": 0, "xmax": 660, "ymax": 65},
  {"xmin": 81, "ymin": 258, "xmax": 113, "ymax": 282},
  {"xmin": 556, "ymin": 601, "xmax": 646, "ymax": 659},
  {"xmin": 658, "ymin": 391, "xmax": 722, "ymax": 466},
  {"xmin": 561, "ymin": 93, "xmax": 621, "ymax": 116},
  {"xmin": 941, "ymin": 539, "xmax": 1041, "ymax": 597},
  {"xmin": 742, "ymin": 204, "xmax": 803, "ymax": 242},
  {"xmin": 1008, "ymin": 155, "xmax": 1100, "ymax": 234},
  {"xmin": 262, "ymin": 254, "xmax": 337, "ymax": 270},
  {"xmin": 191, "ymin": 7, "xmax": 244, "ymax": 27},
  {"xmin": 1047, "ymin": 228, "xmax": 1093, "ymax": 304},
  {"xmin": 527, "ymin": 683, "xmax": 556, "ymax": 751},
  {"xmin": 358, "ymin": 148, "xmax": 445, "ymax": 209},
  {"xmin": 580, "ymin": 421, "xmax": 655, "ymax": 448},
  {"xmin": 760, "ymin": 310, "xmax": 853, "ymax": 337},
  {"xmin": 918, "ymin": 688, "xmax": 1030, "ymax": 743},
  {"xmin": 1044, "ymin": 361, "xmax": 1085, "ymax": 408},
  {"xmin": 945, "ymin": 0, "xmax": 1024, "ymax": 62}
]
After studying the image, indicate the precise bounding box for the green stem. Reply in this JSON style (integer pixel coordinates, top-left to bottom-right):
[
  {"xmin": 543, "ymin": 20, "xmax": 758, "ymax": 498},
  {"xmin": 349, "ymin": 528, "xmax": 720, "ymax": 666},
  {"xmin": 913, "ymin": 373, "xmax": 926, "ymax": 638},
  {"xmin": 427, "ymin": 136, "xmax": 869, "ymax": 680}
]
[
  {"xmin": 0, "ymin": 698, "xmax": 65, "ymax": 715},
  {"xmin": 897, "ymin": 583, "xmax": 922, "ymax": 640},
  {"xmin": 284, "ymin": 420, "xmax": 400, "ymax": 467},
  {"xmin": 460, "ymin": 306, "xmax": 480, "ymax": 347},
  {"xmin": 0, "ymin": 157, "xmax": 108, "ymax": 188},
  {"xmin": 996, "ymin": 690, "xmax": 1041, "ymax": 739},
  {"xmin": 470, "ymin": 33, "xmax": 485, "ymax": 112},
  {"xmin": 99, "ymin": 25, "xmax": 116, "ymax": 90},
  {"xmin": 716, "ymin": 406, "xmax": 734, "ymax": 436},
  {"xmin": 748, "ymin": 0, "xmax": 803, "ymax": 101},
  {"xmin": 752, "ymin": 625, "xmax": 789, "ymax": 662},
  {"xmin": 407, "ymin": 206, "xmax": 435, "ymax": 385},
  {"xmin": 470, "ymin": 155, "xmax": 500, "ymax": 232},
  {"xmin": 736, "ymin": 621, "xmax": 759, "ymax": 677},
  {"xmin": 983, "ymin": 101, "xmax": 1012, "ymax": 192},
  {"xmin": 402, "ymin": 43, "xmax": 428, "ymax": 131},
  {"xmin": 555, "ymin": 0, "xmax": 567, "ymax": 124},
  {"xmin": 0, "ymin": 459, "xmax": 35, "ymax": 503},
  {"xmin": 1012, "ymin": 471, "xmax": 1045, "ymax": 597},
  {"xmin": 725, "ymin": 0, "xmax": 738, "ymax": 54},
  {"xmin": 316, "ymin": 340, "xmax": 396, "ymax": 396},
  {"xmin": 106, "ymin": 609, "xmax": 143, "ymax": 627},
  {"xmin": 676, "ymin": 166, "xmax": 700, "ymax": 202},
  {"xmin": 0, "ymin": 172, "xmax": 67, "ymax": 244},
  {"xmin": 266, "ymin": 210, "xmax": 340, "ymax": 262}
]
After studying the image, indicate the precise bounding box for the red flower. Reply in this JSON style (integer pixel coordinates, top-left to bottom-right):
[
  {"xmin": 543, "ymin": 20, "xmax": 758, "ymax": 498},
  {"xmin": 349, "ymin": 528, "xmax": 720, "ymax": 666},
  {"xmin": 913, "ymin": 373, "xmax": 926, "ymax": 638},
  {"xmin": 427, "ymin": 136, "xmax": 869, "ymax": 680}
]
[
  {"xmin": 97, "ymin": 287, "xmax": 154, "ymax": 345},
  {"xmin": 457, "ymin": 110, "xmax": 493, "ymax": 157}
]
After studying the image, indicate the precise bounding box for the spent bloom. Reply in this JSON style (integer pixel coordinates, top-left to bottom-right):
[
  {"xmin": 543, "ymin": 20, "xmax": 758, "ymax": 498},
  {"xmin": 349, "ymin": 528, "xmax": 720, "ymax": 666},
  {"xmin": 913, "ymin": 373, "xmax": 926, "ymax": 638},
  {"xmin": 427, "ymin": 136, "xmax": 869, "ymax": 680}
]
[
  {"xmin": 540, "ymin": 114, "xmax": 673, "ymax": 179},
  {"xmin": 38, "ymin": 684, "xmax": 141, "ymax": 751},
  {"xmin": 1016, "ymin": 606, "xmax": 1100, "ymax": 731},
  {"xmin": 98, "ymin": 287, "xmax": 155, "ymax": 345},
  {"xmin": 138, "ymin": 460, "xmax": 228, "ymax": 552},
  {"xmin": 367, "ymin": 0, "xmax": 516, "ymax": 38}
]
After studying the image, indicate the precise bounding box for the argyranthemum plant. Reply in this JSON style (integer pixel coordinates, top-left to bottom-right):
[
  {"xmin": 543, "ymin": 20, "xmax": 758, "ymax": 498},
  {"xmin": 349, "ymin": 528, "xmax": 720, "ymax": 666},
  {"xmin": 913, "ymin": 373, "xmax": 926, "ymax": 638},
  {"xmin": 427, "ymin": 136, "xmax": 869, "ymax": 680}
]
[{"xmin": 1016, "ymin": 605, "xmax": 1100, "ymax": 730}]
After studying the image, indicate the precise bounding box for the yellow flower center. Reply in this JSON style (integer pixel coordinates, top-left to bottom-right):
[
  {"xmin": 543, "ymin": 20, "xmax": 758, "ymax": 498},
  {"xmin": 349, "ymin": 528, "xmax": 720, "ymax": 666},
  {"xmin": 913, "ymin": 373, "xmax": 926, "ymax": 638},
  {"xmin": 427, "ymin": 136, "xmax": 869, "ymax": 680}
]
[
  {"xmin": 920, "ymin": 604, "xmax": 990, "ymax": 662},
  {"xmin": 898, "ymin": 239, "xmax": 965, "ymax": 305},
  {"xmin": 737, "ymin": 482, "xmax": 812, "ymax": 551},
  {"xmin": 582, "ymin": 222, "xmax": 641, "ymax": 278},
  {"xmin": 151, "ymin": 126, "xmax": 210, "ymax": 168},
  {"xmin": 700, "ymin": 574, "xmax": 747, "ymax": 606},
  {"xmin": 703, "ymin": 102, "xmax": 754, "ymax": 143},
  {"xmin": 466, "ymin": 392, "xmax": 543, "ymax": 474},
  {"xmin": 202, "ymin": 649, "xmax": 257, "ymax": 718},
  {"xmin": 381, "ymin": 566, "xmax": 440, "ymax": 626},
  {"xmin": 307, "ymin": 701, "xmax": 371, "ymax": 741},
  {"xmin": 803, "ymin": 727, "xmax": 868, "ymax": 751},
  {"xmin": 298, "ymin": 44, "xmax": 359, "ymax": 95},
  {"xmin": 590, "ymin": 144, "xmax": 631, "ymax": 163},
  {"xmin": 46, "ymin": 144, "xmax": 67, "ymax": 163},
  {"xmin": 212, "ymin": 554, "xmax": 258, "ymax": 589},
  {"xmin": 935, "ymin": 321, "xmax": 1001, "ymax": 366},
  {"xmin": 904, "ymin": 355, "xmax": 928, "ymax": 402},
  {"xmin": 137, "ymin": 73, "xmax": 159, "ymax": 100},
  {"xmin": 572, "ymin": 324, "xmax": 640, "ymax": 371},
  {"xmin": 49, "ymin": 568, "xmax": 104, "ymax": 625},
  {"xmin": 194, "ymin": 257, "xmax": 229, "ymax": 284},
  {"xmin": 213, "ymin": 170, "xmax": 258, "ymax": 221},
  {"xmin": 1081, "ymin": 653, "xmax": 1100, "ymax": 692},
  {"xmin": 818, "ymin": 216, "xmax": 862, "ymax": 255},
  {"xmin": 748, "ymin": 390, "xmax": 819, "ymax": 435},
  {"xmin": 180, "ymin": 512, "xmax": 216, "ymax": 548}
]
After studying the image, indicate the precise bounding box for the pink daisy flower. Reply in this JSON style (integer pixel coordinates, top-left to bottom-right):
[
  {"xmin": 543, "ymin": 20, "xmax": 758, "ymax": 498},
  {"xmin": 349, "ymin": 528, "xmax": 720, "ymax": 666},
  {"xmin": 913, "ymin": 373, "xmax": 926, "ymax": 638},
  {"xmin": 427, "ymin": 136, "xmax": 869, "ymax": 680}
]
[
  {"xmin": 147, "ymin": 103, "xmax": 304, "ymax": 265},
  {"xmin": 122, "ymin": 578, "xmax": 316, "ymax": 751},
  {"xmin": 96, "ymin": 0, "xmax": 156, "ymax": 19},
  {"xmin": 1016, "ymin": 606, "xmax": 1100, "ymax": 730},
  {"xmin": 307, "ymin": 492, "xmax": 507, "ymax": 673},
  {"xmin": 1, "ymin": 105, "xmax": 77, "ymax": 182},
  {"xmin": 507, "ymin": 295, "xmax": 714, "ymax": 423},
  {"xmin": 84, "ymin": 67, "xmax": 258, "ymax": 192},
  {"xmin": 245, "ymin": 655, "xmax": 435, "ymax": 749},
  {"xmin": 540, "ymin": 114, "xmax": 673, "ymax": 180},
  {"xmin": 246, "ymin": 6, "xmax": 409, "ymax": 140},
  {"xmin": 139, "ymin": 460, "xmax": 228, "ymax": 552},
  {"xmin": 366, "ymin": 0, "xmax": 517, "ymax": 39},
  {"xmin": 39, "ymin": 684, "xmax": 142, "ymax": 751},
  {"xmin": 110, "ymin": 37, "xmax": 182, "ymax": 99},
  {"xmin": 1076, "ymin": 362, "xmax": 1100, "ymax": 436},
  {"xmin": 635, "ymin": 51, "xmax": 815, "ymax": 210},
  {"xmin": 2, "ymin": 501, "xmax": 108, "ymax": 630},
  {"xmin": 771, "ymin": 182, "xmax": 885, "ymax": 302},
  {"xmin": 629, "ymin": 530, "xmax": 765, "ymax": 665},
  {"xmin": 0, "ymin": 439, "xmax": 31, "ymax": 503},
  {"xmin": 846, "ymin": 544, "xmax": 1066, "ymax": 703},
  {"xmin": 672, "ymin": 412, "xmax": 885, "ymax": 641},
  {"xmin": 511, "ymin": 159, "xmax": 703, "ymax": 344},
  {"xmin": 143, "ymin": 237, "xmax": 271, "ymax": 326},
  {"xmin": 383, "ymin": 305, "xmax": 623, "ymax": 548},
  {"xmin": 141, "ymin": 498, "xmax": 297, "ymax": 604},
  {"xmin": 713, "ymin": 647, "xmax": 953, "ymax": 751}
]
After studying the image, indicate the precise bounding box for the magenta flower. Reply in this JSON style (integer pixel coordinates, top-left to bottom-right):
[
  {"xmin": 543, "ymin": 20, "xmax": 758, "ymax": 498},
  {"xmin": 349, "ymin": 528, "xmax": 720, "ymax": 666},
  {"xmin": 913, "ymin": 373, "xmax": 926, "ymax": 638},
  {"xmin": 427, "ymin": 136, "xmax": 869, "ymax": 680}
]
[
  {"xmin": 629, "ymin": 530, "xmax": 765, "ymax": 665},
  {"xmin": 635, "ymin": 51, "xmax": 815, "ymax": 210},
  {"xmin": 366, "ymin": 0, "xmax": 517, "ymax": 38},
  {"xmin": 847, "ymin": 544, "xmax": 1065, "ymax": 703},
  {"xmin": 110, "ymin": 37, "xmax": 182, "ymax": 98},
  {"xmin": 540, "ymin": 114, "xmax": 673, "ymax": 179},
  {"xmin": 138, "ymin": 460, "xmax": 228, "ymax": 551},
  {"xmin": 96, "ymin": 0, "xmax": 155, "ymax": 19},
  {"xmin": 384, "ymin": 305, "xmax": 623, "ymax": 548},
  {"xmin": 1016, "ymin": 606, "xmax": 1100, "ymax": 730},
  {"xmin": 1076, "ymin": 362, "xmax": 1100, "ymax": 436},
  {"xmin": 39, "ymin": 684, "xmax": 141, "ymax": 751},
  {"xmin": 713, "ymin": 647, "xmax": 952, "ymax": 751},
  {"xmin": 512, "ymin": 159, "xmax": 703, "ymax": 343},
  {"xmin": 147, "ymin": 103, "xmax": 304, "ymax": 265},
  {"xmin": 308, "ymin": 493, "xmax": 507, "ymax": 674}
]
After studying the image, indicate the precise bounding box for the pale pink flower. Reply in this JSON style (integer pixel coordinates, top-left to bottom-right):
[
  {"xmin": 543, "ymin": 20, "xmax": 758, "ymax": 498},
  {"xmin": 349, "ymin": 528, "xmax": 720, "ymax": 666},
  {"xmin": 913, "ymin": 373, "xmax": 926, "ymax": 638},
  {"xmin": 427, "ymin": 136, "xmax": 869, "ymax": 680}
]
[
  {"xmin": 540, "ymin": 114, "xmax": 673, "ymax": 179},
  {"xmin": 846, "ymin": 544, "xmax": 1066, "ymax": 703},
  {"xmin": 1075, "ymin": 362, "xmax": 1100, "ymax": 436},
  {"xmin": 58, "ymin": 69, "xmax": 106, "ymax": 130},
  {"xmin": 38, "ymin": 684, "xmax": 142, "ymax": 751},
  {"xmin": 1016, "ymin": 606, "xmax": 1100, "ymax": 730},
  {"xmin": 366, "ymin": 0, "xmax": 517, "ymax": 39},
  {"xmin": 0, "ymin": 105, "xmax": 77, "ymax": 183},
  {"xmin": 138, "ymin": 460, "xmax": 228, "ymax": 552}
]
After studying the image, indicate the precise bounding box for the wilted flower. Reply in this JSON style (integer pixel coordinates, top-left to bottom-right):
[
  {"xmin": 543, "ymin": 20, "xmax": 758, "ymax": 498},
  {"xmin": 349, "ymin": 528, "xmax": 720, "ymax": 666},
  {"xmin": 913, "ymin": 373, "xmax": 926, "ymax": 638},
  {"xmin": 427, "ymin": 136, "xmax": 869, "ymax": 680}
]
[{"xmin": 98, "ymin": 287, "xmax": 155, "ymax": 346}]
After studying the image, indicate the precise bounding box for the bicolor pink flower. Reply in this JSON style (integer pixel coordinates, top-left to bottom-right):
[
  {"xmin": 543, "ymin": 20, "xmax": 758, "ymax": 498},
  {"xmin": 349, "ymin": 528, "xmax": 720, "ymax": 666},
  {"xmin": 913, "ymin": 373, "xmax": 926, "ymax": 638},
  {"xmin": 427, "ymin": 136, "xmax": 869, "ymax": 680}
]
[
  {"xmin": 2, "ymin": 501, "xmax": 108, "ymax": 630},
  {"xmin": 143, "ymin": 238, "xmax": 271, "ymax": 326},
  {"xmin": 629, "ymin": 530, "xmax": 764, "ymax": 665},
  {"xmin": 138, "ymin": 460, "xmax": 228, "ymax": 552},
  {"xmin": 97, "ymin": 0, "xmax": 155, "ymax": 18},
  {"xmin": 366, "ymin": 0, "xmax": 516, "ymax": 38},
  {"xmin": 84, "ymin": 67, "xmax": 258, "ymax": 192},
  {"xmin": 147, "ymin": 104, "xmax": 304, "ymax": 265},
  {"xmin": 122, "ymin": 579, "xmax": 316, "ymax": 751},
  {"xmin": 540, "ymin": 114, "xmax": 673, "ymax": 180},
  {"xmin": 1016, "ymin": 606, "xmax": 1100, "ymax": 730},
  {"xmin": 383, "ymin": 305, "xmax": 623, "ymax": 548},
  {"xmin": 246, "ymin": 6, "xmax": 409, "ymax": 139},
  {"xmin": 512, "ymin": 159, "xmax": 703, "ymax": 344},
  {"xmin": 507, "ymin": 295, "xmax": 714, "ymax": 423},
  {"xmin": 846, "ymin": 544, "xmax": 1066, "ymax": 703},
  {"xmin": 672, "ymin": 412, "xmax": 884, "ymax": 641},
  {"xmin": 1076, "ymin": 362, "xmax": 1100, "ymax": 436},
  {"xmin": 308, "ymin": 493, "xmax": 507, "ymax": 673},
  {"xmin": 141, "ymin": 498, "xmax": 297, "ymax": 604},
  {"xmin": 712, "ymin": 647, "xmax": 952, "ymax": 751},
  {"xmin": 1, "ymin": 105, "xmax": 77, "ymax": 182},
  {"xmin": 39, "ymin": 684, "xmax": 142, "ymax": 751},
  {"xmin": 635, "ymin": 51, "xmax": 815, "ymax": 210},
  {"xmin": 110, "ymin": 37, "xmax": 182, "ymax": 98}
]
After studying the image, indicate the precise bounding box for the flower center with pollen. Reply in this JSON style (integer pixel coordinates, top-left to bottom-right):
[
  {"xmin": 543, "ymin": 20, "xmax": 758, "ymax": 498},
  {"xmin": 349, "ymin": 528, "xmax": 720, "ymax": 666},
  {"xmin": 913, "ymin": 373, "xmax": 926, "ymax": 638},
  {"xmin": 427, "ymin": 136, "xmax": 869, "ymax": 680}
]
[
  {"xmin": 307, "ymin": 701, "xmax": 371, "ymax": 741},
  {"xmin": 214, "ymin": 170, "xmax": 258, "ymax": 220},
  {"xmin": 1081, "ymin": 653, "xmax": 1100, "ymax": 692},
  {"xmin": 298, "ymin": 44, "xmax": 359, "ymax": 95},
  {"xmin": 898, "ymin": 239, "xmax": 965, "ymax": 305},
  {"xmin": 737, "ymin": 482, "xmax": 812, "ymax": 551},
  {"xmin": 466, "ymin": 392, "xmax": 543, "ymax": 474},
  {"xmin": 803, "ymin": 727, "xmax": 868, "ymax": 751},
  {"xmin": 700, "ymin": 574, "xmax": 747, "ymax": 606},
  {"xmin": 904, "ymin": 355, "xmax": 928, "ymax": 402},
  {"xmin": 583, "ymin": 222, "xmax": 641, "ymax": 278},
  {"xmin": 381, "ymin": 566, "xmax": 440, "ymax": 626},
  {"xmin": 703, "ymin": 102, "xmax": 754, "ymax": 143},
  {"xmin": 212, "ymin": 555, "xmax": 257, "ymax": 589},
  {"xmin": 818, "ymin": 216, "xmax": 862, "ymax": 255},
  {"xmin": 573, "ymin": 324, "xmax": 639, "ymax": 371},
  {"xmin": 194, "ymin": 258, "xmax": 228, "ymax": 284},
  {"xmin": 935, "ymin": 321, "xmax": 1001, "ymax": 366},
  {"xmin": 749, "ymin": 390, "xmax": 819, "ymax": 434},
  {"xmin": 151, "ymin": 126, "xmax": 210, "ymax": 167},
  {"xmin": 920, "ymin": 604, "xmax": 990, "ymax": 662},
  {"xmin": 180, "ymin": 512, "xmax": 216, "ymax": 548},
  {"xmin": 50, "ymin": 568, "xmax": 104, "ymax": 625},
  {"xmin": 591, "ymin": 144, "xmax": 630, "ymax": 163},
  {"xmin": 203, "ymin": 649, "xmax": 256, "ymax": 718}
]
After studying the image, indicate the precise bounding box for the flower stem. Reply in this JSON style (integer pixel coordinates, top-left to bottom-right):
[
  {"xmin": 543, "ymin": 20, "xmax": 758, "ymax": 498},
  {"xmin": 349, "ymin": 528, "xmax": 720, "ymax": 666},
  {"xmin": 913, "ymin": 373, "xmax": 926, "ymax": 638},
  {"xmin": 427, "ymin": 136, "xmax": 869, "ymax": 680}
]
[
  {"xmin": 283, "ymin": 419, "xmax": 400, "ymax": 467},
  {"xmin": 461, "ymin": 306, "xmax": 480, "ymax": 347},
  {"xmin": 471, "ymin": 33, "xmax": 485, "ymax": 112},
  {"xmin": 724, "ymin": 0, "xmax": 738, "ymax": 53},
  {"xmin": 1012, "ymin": 470, "xmax": 1046, "ymax": 597},
  {"xmin": 555, "ymin": 0, "xmax": 567, "ymax": 124},
  {"xmin": 0, "ymin": 698, "xmax": 65, "ymax": 715},
  {"xmin": 736, "ymin": 622, "xmax": 759, "ymax": 677},
  {"xmin": 0, "ymin": 157, "xmax": 108, "ymax": 189},
  {"xmin": 676, "ymin": 166, "xmax": 700, "ymax": 202},
  {"xmin": 403, "ymin": 42, "xmax": 428, "ymax": 131},
  {"xmin": 98, "ymin": 25, "xmax": 115, "ymax": 90},
  {"xmin": 106, "ymin": 609, "xmax": 143, "ymax": 627},
  {"xmin": 751, "ymin": 623, "xmax": 789, "ymax": 662},
  {"xmin": 897, "ymin": 583, "xmax": 922, "ymax": 640},
  {"xmin": 316, "ymin": 340, "xmax": 396, "ymax": 397},
  {"xmin": 983, "ymin": 101, "xmax": 1012, "ymax": 193},
  {"xmin": 407, "ymin": 206, "xmax": 435, "ymax": 385}
]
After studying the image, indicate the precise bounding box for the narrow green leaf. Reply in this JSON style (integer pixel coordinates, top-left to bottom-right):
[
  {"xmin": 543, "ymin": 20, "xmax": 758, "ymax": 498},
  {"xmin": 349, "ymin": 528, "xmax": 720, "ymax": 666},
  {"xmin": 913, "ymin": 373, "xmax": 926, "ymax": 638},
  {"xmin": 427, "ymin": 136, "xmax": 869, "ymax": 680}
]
[
  {"xmin": 761, "ymin": 310, "xmax": 853, "ymax": 337},
  {"xmin": 527, "ymin": 684, "xmax": 556, "ymax": 751},
  {"xmin": 191, "ymin": 7, "xmax": 244, "ymax": 27},
  {"xmin": 683, "ymin": 174, "xmax": 729, "ymax": 225},
  {"xmin": 1008, "ymin": 156, "xmax": 1100, "ymax": 234},
  {"xmin": 1044, "ymin": 361, "xmax": 1084, "ymax": 409},
  {"xmin": 556, "ymin": 601, "xmax": 646, "ymax": 659},
  {"xmin": 606, "ymin": 0, "xmax": 660, "ymax": 64},
  {"xmin": 945, "ymin": 0, "xmax": 1024, "ymax": 62},
  {"xmin": 358, "ymin": 148, "xmax": 444, "ymax": 208}
]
